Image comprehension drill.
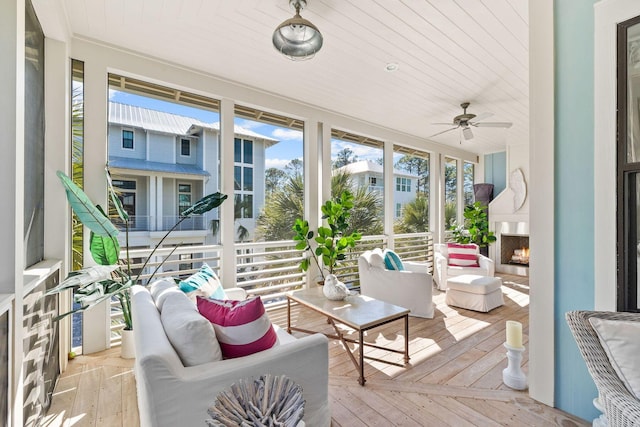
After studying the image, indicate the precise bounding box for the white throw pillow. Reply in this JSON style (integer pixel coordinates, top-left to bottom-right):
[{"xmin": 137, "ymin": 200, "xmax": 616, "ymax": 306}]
[
  {"xmin": 160, "ymin": 290, "xmax": 223, "ymax": 366},
  {"xmin": 149, "ymin": 279, "xmax": 182, "ymax": 312},
  {"xmin": 369, "ymin": 249, "xmax": 386, "ymax": 269},
  {"xmin": 589, "ymin": 317, "xmax": 640, "ymax": 399}
]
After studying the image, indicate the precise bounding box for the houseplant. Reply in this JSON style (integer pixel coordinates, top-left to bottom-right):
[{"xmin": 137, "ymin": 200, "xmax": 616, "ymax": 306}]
[
  {"xmin": 292, "ymin": 190, "xmax": 362, "ymax": 291},
  {"xmin": 46, "ymin": 168, "xmax": 227, "ymax": 354},
  {"xmin": 451, "ymin": 201, "xmax": 496, "ymax": 254}
]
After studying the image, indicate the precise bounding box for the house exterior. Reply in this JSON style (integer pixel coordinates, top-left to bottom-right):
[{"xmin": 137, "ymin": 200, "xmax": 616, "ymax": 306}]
[
  {"xmin": 107, "ymin": 102, "xmax": 278, "ymax": 248},
  {"xmin": 334, "ymin": 160, "xmax": 420, "ymax": 219}
]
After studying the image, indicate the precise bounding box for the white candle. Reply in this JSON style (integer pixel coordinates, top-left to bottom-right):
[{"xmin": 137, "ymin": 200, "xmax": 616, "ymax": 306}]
[{"xmin": 506, "ymin": 320, "xmax": 523, "ymax": 348}]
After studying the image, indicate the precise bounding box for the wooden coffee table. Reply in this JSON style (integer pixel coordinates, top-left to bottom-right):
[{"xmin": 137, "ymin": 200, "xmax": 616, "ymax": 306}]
[{"xmin": 287, "ymin": 287, "xmax": 410, "ymax": 386}]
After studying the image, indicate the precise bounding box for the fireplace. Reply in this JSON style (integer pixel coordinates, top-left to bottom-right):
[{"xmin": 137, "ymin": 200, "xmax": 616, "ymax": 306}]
[{"xmin": 494, "ymin": 221, "xmax": 529, "ymax": 276}]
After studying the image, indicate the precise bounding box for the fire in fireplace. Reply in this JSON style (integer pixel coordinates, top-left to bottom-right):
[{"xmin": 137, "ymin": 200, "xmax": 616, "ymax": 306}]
[{"xmin": 501, "ymin": 234, "xmax": 530, "ymax": 267}]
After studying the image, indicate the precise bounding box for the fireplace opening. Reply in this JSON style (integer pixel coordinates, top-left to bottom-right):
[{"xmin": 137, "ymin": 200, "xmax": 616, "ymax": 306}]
[{"xmin": 501, "ymin": 234, "xmax": 530, "ymax": 267}]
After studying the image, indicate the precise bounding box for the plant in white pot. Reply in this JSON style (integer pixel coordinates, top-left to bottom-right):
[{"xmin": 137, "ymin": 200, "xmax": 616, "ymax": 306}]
[
  {"xmin": 46, "ymin": 168, "xmax": 227, "ymax": 358},
  {"xmin": 292, "ymin": 191, "xmax": 361, "ymax": 300}
]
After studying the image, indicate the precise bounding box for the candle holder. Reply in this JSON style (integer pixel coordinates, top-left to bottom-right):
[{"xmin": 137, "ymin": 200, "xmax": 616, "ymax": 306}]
[{"xmin": 502, "ymin": 342, "xmax": 527, "ymax": 390}]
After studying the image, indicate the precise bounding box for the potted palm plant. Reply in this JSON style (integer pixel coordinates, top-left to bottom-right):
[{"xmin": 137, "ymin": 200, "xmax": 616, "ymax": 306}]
[
  {"xmin": 292, "ymin": 191, "xmax": 361, "ymax": 298},
  {"xmin": 46, "ymin": 168, "xmax": 227, "ymax": 357}
]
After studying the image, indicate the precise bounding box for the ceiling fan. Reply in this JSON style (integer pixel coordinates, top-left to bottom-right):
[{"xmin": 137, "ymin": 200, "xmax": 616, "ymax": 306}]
[{"xmin": 429, "ymin": 102, "xmax": 512, "ymax": 141}]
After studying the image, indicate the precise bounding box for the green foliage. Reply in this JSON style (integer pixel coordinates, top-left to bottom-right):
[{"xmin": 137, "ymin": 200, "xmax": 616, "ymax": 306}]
[
  {"xmin": 394, "ymin": 194, "xmax": 429, "ymax": 233},
  {"xmin": 46, "ymin": 169, "xmax": 227, "ymax": 330},
  {"xmin": 451, "ymin": 201, "xmax": 496, "ymax": 248},
  {"xmin": 292, "ymin": 191, "xmax": 362, "ymax": 279}
]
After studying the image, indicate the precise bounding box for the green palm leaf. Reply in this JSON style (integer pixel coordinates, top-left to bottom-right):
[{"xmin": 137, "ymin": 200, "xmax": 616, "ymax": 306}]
[
  {"xmin": 181, "ymin": 192, "xmax": 228, "ymax": 216},
  {"xmin": 57, "ymin": 170, "xmax": 119, "ymax": 237},
  {"xmin": 90, "ymin": 206, "xmax": 120, "ymax": 265}
]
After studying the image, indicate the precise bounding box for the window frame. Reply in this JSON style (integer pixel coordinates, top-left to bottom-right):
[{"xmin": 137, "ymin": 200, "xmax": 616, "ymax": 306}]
[
  {"xmin": 180, "ymin": 138, "xmax": 191, "ymax": 157},
  {"xmin": 178, "ymin": 182, "xmax": 192, "ymax": 216},
  {"xmin": 122, "ymin": 129, "xmax": 134, "ymax": 150}
]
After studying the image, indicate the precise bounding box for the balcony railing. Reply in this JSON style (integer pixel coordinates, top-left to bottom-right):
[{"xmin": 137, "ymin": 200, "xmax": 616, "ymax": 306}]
[{"xmin": 110, "ymin": 215, "xmax": 209, "ymax": 232}]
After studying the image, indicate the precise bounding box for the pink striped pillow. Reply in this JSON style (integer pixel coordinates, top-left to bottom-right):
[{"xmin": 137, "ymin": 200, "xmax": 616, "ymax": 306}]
[
  {"xmin": 196, "ymin": 296, "xmax": 277, "ymax": 359},
  {"xmin": 447, "ymin": 243, "xmax": 480, "ymax": 267}
]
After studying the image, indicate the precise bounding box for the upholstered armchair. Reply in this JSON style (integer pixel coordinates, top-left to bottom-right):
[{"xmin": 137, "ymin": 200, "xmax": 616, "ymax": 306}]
[
  {"xmin": 433, "ymin": 243, "xmax": 495, "ymax": 291},
  {"xmin": 358, "ymin": 249, "xmax": 434, "ymax": 318}
]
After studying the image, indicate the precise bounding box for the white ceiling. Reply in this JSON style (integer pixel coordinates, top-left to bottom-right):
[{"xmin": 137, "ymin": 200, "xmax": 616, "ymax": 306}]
[{"xmin": 44, "ymin": 0, "xmax": 529, "ymax": 155}]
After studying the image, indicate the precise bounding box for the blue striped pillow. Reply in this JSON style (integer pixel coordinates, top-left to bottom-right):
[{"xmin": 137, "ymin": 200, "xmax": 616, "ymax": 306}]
[
  {"xmin": 179, "ymin": 263, "xmax": 226, "ymax": 300},
  {"xmin": 383, "ymin": 249, "xmax": 405, "ymax": 271}
]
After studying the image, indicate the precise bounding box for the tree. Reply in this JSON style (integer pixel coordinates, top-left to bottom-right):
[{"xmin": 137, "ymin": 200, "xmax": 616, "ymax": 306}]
[
  {"xmin": 265, "ymin": 168, "xmax": 288, "ymax": 194},
  {"xmin": 395, "ymin": 155, "xmax": 430, "ymax": 195},
  {"xmin": 255, "ymin": 170, "xmax": 383, "ymax": 242},
  {"xmin": 333, "ymin": 147, "xmax": 357, "ymax": 169},
  {"xmin": 284, "ymin": 158, "xmax": 303, "ymax": 177},
  {"xmin": 444, "ymin": 161, "xmax": 457, "ymax": 203}
]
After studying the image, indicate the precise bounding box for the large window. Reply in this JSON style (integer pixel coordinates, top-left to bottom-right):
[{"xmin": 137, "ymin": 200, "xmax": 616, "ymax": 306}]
[
  {"xmin": 444, "ymin": 157, "xmax": 458, "ymax": 229},
  {"xmin": 331, "ymin": 130, "xmax": 384, "ymax": 236},
  {"xmin": 122, "ymin": 130, "xmax": 134, "ymax": 149},
  {"xmin": 236, "ymin": 105, "xmax": 303, "ymax": 243},
  {"xmin": 393, "ymin": 147, "xmax": 430, "ymax": 233},
  {"xmin": 617, "ymin": 15, "xmax": 640, "ymax": 312},
  {"xmin": 178, "ymin": 183, "xmax": 192, "ymax": 216},
  {"xmin": 463, "ymin": 161, "xmax": 475, "ymax": 206}
]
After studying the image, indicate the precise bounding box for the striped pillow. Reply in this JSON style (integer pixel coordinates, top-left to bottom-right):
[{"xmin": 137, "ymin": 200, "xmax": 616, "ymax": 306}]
[
  {"xmin": 447, "ymin": 243, "xmax": 480, "ymax": 267},
  {"xmin": 196, "ymin": 296, "xmax": 277, "ymax": 359},
  {"xmin": 383, "ymin": 249, "xmax": 405, "ymax": 271},
  {"xmin": 179, "ymin": 263, "xmax": 226, "ymax": 300}
]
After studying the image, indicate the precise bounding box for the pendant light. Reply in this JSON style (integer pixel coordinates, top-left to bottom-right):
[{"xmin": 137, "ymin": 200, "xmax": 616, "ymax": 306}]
[{"xmin": 272, "ymin": 0, "xmax": 323, "ymax": 61}]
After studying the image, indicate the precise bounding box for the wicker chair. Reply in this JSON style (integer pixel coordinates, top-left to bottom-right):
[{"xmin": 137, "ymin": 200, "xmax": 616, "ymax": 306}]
[{"xmin": 565, "ymin": 311, "xmax": 640, "ymax": 427}]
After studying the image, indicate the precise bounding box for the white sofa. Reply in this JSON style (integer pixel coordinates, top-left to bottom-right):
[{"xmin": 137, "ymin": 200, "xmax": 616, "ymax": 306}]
[
  {"xmin": 433, "ymin": 243, "xmax": 495, "ymax": 291},
  {"xmin": 358, "ymin": 249, "xmax": 434, "ymax": 318},
  {"xmin": 130, "ymin": 284, "xmax": 331, "ymax": 427}
]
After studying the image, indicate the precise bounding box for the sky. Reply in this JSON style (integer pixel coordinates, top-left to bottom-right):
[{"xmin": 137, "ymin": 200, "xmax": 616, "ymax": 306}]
[{"xmin": 109, "ymin": 90, "xmax": 388, "ymax": 169}]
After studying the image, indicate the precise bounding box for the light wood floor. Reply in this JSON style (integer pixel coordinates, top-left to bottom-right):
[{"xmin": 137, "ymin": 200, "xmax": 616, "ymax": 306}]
[{"xmin": 44, "ymin": 274, "xmax": 589, "ymax": 426}]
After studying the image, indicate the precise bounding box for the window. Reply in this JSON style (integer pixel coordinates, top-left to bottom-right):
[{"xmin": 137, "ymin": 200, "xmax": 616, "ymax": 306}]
[
  {"xmin": 463, "ymin": 162, "xmax": 475, "ymax": 206},
  {"xmin": 617, "ymin": 15, "xmax": 640, "ymax": 312},
  {"xmin": 395, "ymin": 203, "xmax": 403, "ymax": 218},
  {"xmin": 331, "ymin": 130, "xmax": 384, "ymax": 236},
  {"xmin": 396, "ymin": 177, "xmax": 411, "ymax": 192},
  {"xmin": 234, "ymin": 194, "xmax": 253, "ymax": 219},
  {"xmin": 178, "ymin": 183, "xmax": 192, "ymax": 216},
  {"xmin": 444, "ymin": 157, "xmax": 458, "ymax": 229},
  {"xmin": 122, "ymin": 130, "xmax": 134, "ymax": 149},
  {"xmin": 181, "ymin": 138, "xmax": 190, "ymax": 156},
  {"xmin": 113, "ymin": 179, "xmax": 136, "ymax": 216}
]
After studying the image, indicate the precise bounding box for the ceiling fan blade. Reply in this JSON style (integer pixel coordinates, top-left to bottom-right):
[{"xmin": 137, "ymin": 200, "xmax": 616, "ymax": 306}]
[
  {"xmin": 473, "ymin": 112, "xmax": 493, "ymax": 122},
  {"xmin": 431, "ymin": 122, "xmax": 455, "ymax": 126},
  {"xmin": 462, "ymin": 127, "xmax": 474, "ymax": 140},
  {"xmin": 428, "ymin": 127, "xmax": 458, "ymax": 138},
  {"xmin": 473, "ymin": 121, "xmax": 513, "ymax": 128}
]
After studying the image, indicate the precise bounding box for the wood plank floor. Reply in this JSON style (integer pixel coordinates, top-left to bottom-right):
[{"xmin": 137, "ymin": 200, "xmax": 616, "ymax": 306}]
[{"xmin": 44, "ymin": 274, "xmax": 589, "ymax": 426}]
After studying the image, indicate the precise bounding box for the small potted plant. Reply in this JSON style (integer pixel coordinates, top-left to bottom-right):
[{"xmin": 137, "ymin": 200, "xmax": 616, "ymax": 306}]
[
  {"xmin": 451, "ymin": 201, "xmax": 496, "ymax": 256},
  {"xmin": 46, "ymin": 168, "xmax": 227, "ymax": 357},
  {"xmin": 292, "ymin": 191, "xmax": 361, "ymax": 298}
]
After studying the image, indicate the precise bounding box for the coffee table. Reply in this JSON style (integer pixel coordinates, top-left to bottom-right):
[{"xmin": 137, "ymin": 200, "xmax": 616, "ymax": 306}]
[{"xmin": 287, "ymin": 287, "xmax": 410, "ymax": 386}]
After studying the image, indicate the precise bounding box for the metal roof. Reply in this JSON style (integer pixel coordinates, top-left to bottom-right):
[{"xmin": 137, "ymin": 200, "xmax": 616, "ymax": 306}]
[
  {"xmin": 334, "ymin": 160, "xmax": 418, "ymax": 178},
  {"xmin": 109, "ymin": 102, "xmax": 279, "ymax": 145}
]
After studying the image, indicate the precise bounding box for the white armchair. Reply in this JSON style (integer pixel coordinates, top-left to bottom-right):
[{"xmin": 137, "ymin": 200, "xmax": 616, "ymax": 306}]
[
  {"xmin": 433, "ymin": 243, "xmax": 495, "ymax": 291},
  {"xmin": 358, "ymin": 249, "xmax": 434, "ymax": 318}
]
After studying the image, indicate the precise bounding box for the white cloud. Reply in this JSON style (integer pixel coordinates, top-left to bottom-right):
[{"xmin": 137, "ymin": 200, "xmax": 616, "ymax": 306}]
[
  {"xmin": 108, "ymin": 89, "xmax": 117, "ymax": 99},
  {"xmin": 236, "ymin": 119, "xmax": 262, "ymax": 130},
  {"xmin": 331, "ymin": 140, "xmax": 381, "ymax": 161},
  {"xmin": 265, "ymin": 158, "xmax": 292, "ymax": 169},
  {"xmin": 272, "ymin": 128, "xmax": 303, "ymax": 141}
]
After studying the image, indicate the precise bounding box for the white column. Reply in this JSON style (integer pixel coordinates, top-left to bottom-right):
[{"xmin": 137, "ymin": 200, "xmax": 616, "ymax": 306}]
[
  {"xmin": 81, "ymin": 58, "xmax": 110, "ymax": 354},
  {"xmin": 529, "ymin": 0, "xmax": 555, "ymax": 406},
  {"xmin": 0, "ymin": 0, "xmax": 25, "ymax": 424},
  {"xmin": 457, "ymin": 158, "xmax": 464, "ymax": 222},
  {"xmin": 149, "ymin": 175, "xmax": 157, "ymax": 231},
  {"xmin": 430, "ymin": 152, "xmax": 442, "ymax": 243},
  {"xmin": 383, "ymin": 141, "xmax": 394, "ymax": 248},
  {"xmin": 219, "ymin": 99, "xmax": 237, "ymax": 287},
  {"xmin": 304, "ymin": 119, "xmax": 321, "ymax": 285},
  {"xmin": 44, "ymin": 38, "xmax": 71, "ymax": 372}
]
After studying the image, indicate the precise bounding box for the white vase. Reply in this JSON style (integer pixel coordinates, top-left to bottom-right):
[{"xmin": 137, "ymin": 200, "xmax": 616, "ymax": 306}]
[
  {"xmin": 120, "ymin": 329, "xmax": 135, "ymax": 359},
  {"xmin": 323, "ymin": 274, "xmax": 350, "ymax": 301}
]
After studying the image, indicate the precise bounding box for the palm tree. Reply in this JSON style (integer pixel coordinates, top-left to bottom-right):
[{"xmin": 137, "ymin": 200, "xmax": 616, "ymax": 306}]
[{"xmin": 394, "ymin": 195, "xmax": 429, "ymax": 233}]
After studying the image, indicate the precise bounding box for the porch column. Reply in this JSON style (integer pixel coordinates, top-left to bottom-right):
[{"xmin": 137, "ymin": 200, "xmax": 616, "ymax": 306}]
[
  {"xmin": 304, "ymin": 119, "xmax": 321, "ymax": 284},
  {"xmin": 149, "ymin": 175, "xmax": 157, "ymax": 232},
  {"xmin": 383, "ymin": 140, "xmax": 394, "ymax": 248},
  {"xmin": 219, "ymin": 98, "xmax": 237, "ymax": 287}
]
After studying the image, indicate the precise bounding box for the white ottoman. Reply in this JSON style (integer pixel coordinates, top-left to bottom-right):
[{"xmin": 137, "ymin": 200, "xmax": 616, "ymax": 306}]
[{"xmin": 445, "ymin": 275, "xmax": 504, "ymax": 312}]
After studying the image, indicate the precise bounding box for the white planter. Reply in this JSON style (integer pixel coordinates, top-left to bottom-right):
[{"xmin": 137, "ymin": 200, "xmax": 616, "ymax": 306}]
[{"xmin": 120, "ymin": 329, "xmax": 135, "ymax": 359}]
